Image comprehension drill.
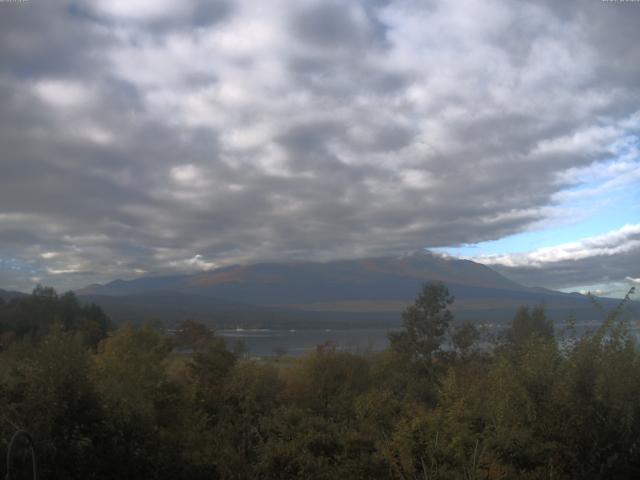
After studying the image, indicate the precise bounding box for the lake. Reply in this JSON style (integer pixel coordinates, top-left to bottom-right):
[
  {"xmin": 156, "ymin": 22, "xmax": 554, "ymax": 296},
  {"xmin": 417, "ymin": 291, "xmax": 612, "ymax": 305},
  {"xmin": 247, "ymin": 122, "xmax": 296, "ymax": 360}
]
[
  {"xmin": 217, "ymin": 328, "xmax": 394, "ymax": 357},
  {"xmin": 218, "ymin": 322, "xmax": 640, "ymax": 357}
]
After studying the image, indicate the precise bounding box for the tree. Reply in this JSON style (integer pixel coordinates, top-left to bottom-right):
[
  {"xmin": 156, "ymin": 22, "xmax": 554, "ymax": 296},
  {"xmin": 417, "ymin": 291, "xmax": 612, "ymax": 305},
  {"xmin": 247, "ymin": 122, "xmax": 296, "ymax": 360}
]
[
  {"xmin": 452, "ymin": 322, "xmax": 480, "ymax": 359},
  {"xmin": 0, "ymin": 326, "xmax": 104, "ymax": 479},
  {"xmin": 187, "ymin": 337, "xmax": 237, "ymax": 400},
  {"xmin": 173, "ymin": 319, "xmax": 214, "ymax": 351},
  {"xmin": 506, "ymin": 305, "xmax": 553, "ymax": 345},
  {"xmin": 92, "ymin": 325, "xmax": 185, "ymax": 479},
  {"xmin": 0, "ymin": 286, "xmax": 110, "ymax": 347},
  {"xmin": 389, "ymin": 282, "xmax": 454, "ymax": 366}
]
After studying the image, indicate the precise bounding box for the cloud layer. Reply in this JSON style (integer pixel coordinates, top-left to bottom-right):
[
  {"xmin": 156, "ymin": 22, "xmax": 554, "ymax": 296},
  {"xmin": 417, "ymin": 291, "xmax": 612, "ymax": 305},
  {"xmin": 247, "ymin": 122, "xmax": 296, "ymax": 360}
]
[
  {"xmin": 473, "ymin": 224, "xmax": 640, "ymax": 293},
  {"xmin": 0, "ymin": 0, "xmax": 639, "ymax": 291}
]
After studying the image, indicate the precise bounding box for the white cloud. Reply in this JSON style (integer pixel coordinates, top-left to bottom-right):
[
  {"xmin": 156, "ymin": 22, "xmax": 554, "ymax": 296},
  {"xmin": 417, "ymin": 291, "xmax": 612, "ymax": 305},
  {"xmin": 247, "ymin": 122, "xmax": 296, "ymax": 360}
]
[
  {"xmin": 533, "ymin": 125, "xmax": 619, "ymax": 157},
  {"xmin": 46, "ymin": 267, "xmax": 82, "ymax": 275},
  {"xmin": 33, "ymin": 79, "xmax": 93, "ymax": 109},
  {"xmin": 170, "ymin": 164, "xmax": 200, "ymax": 184},
  {"xmin": 186, "ymin": 254, "xmax": 218, "ymax": 271},
  {"xmin": 476, "ymin": 224, "xmax": 640, "ymax": 268},
  {"xmin": 91, "ymin": 0, "xmax": 189, "ymax": 22}
]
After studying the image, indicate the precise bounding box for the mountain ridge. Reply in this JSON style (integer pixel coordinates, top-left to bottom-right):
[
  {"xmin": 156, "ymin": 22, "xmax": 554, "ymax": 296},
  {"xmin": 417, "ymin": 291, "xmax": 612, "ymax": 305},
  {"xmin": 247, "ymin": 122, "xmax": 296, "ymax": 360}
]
[
  {"xmin": 0, "ymin": 288, "xmax": 28, "ymax": 302},
  {"xmin": 78, "ymin": 252, "xmax": 526, "ymax": 295},
  {"xmin": 74, "ymin": 253, "xmax": 633, "ymax": 327}
]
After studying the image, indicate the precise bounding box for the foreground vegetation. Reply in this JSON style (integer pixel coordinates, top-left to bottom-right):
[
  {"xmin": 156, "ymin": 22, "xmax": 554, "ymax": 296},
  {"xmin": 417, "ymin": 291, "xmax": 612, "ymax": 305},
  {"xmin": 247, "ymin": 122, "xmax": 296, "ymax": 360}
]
[{"xmin": 0, "ymin": 284, "xmax": 638, "ymax": 479}]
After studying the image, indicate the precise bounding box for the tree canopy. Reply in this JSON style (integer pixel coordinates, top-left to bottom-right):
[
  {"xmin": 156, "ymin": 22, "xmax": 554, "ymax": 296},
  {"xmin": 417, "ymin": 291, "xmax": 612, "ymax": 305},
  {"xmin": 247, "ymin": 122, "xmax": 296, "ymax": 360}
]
[
  {"xmin": 1, "ymin": 286, "xmax": 640, "ymax": 479},
  {"xmin": 0, "ymin": 285, "xmax": 110, "ymax": 348},
  {"xmin": 388, "ymin": 281, "xmax": 454, "ymax": 365}
]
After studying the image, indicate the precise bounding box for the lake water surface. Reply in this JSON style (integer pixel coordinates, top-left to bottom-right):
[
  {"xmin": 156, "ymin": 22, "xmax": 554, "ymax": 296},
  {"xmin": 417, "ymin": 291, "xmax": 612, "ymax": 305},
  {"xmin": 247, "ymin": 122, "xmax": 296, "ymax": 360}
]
[
  {"xmin": 218, "ymin": 323, "xmax": 640, "ymax": 357},
  {"xmin": 218, "ymin": 328, "xmax": 393, "ymax": 357}
]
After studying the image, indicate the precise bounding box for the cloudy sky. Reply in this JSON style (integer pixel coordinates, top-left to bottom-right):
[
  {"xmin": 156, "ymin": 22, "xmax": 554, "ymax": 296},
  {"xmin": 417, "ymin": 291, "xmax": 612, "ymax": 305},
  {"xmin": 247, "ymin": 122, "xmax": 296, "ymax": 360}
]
[{"xmin": 0, "ymin": 0, "xmax": 639, "ymax": 296}]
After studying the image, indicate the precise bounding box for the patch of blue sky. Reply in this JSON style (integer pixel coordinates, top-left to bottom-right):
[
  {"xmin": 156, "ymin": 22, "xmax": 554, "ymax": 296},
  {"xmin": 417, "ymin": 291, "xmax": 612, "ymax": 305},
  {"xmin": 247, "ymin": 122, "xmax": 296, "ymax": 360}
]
[
  {"xmin": 435, "ymin": 153, "xmax": 640, "ymax": 258},
  {"xmin": 0, "ymin": 257, "xmax": 44, "ymax": 292},
  {"xmin": 0, "ymin": 257, "xmax": 40, "ymax": 274},
  {"xmin": 557, "ymin": 282, "xmax": 634, "ymax": 299}
]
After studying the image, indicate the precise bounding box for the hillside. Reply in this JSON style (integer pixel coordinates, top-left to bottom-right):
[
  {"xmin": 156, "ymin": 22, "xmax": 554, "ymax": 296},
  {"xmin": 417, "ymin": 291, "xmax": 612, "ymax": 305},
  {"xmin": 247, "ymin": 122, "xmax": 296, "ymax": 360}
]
[
  {"xmin": 0, "ymin": 289, "xmax": 27, "ymax": 302},
  {"xmin": 75, "ymin": 252, "xmax": 632, "ymax": 327}
]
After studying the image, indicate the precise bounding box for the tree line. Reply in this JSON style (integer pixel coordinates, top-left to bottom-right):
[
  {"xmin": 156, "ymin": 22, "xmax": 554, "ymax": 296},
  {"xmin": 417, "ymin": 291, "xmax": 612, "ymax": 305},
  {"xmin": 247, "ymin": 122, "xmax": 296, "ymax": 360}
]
[{"xmin": 0, "ymin": 283, "xmax": 638, "ymax": 479}]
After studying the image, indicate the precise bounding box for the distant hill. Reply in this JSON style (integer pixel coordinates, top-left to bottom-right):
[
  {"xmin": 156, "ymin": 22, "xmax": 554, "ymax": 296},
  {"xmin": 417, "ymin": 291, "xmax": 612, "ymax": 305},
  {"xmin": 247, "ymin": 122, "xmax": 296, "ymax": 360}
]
[
  {"xmin": 76, "ymin": 252, "xmax": 634, "ymax": 328},
  {"xmin": 0, "ymin": 288, "xmax": 28, "ymax": 302}
]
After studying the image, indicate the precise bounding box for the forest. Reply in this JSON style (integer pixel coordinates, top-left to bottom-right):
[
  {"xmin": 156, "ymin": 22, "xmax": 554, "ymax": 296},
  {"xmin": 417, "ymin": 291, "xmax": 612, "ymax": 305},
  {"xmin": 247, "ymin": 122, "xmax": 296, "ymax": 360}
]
[{"xmin": 1, "ymin": 283, "xmax": 639, "ymax": 479}]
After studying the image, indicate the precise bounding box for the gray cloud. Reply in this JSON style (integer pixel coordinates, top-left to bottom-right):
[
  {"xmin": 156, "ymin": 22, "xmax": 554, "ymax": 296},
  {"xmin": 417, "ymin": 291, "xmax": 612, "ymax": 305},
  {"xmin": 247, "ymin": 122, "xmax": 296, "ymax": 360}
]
[
  {"xmin": 475, "ymin": 224, "xmax": 640, "ymax": 291},
  {"xmin": 290, "ymin": 1, "xmax": 386, "ymax": 51},
  {"xmin": 0, "ymin": 0, "xmax": 639, "ymax": 292}
]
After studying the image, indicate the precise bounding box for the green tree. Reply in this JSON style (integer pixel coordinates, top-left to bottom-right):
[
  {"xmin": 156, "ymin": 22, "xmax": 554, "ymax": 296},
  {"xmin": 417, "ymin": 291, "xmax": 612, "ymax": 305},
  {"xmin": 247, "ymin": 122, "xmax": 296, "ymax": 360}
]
[
  {"xmin": 506, "ymin": 305, "xmax": 553, "ymax": 345},
  {"xmin": 92, "ymin": 325, "xmax": 186, "ymax": 479},
  {"xmin": 452, "ymin": 322, "xmax": 480, "ymax": 359},
  {"xmin": 0, "ymin": 326, "xmax": 104, "ymax": 479},
  {"xmin": 173, "ymin": 319, "xmax": 214, "ymax": 351},
  {"xmin": 0, "ymin": 286, "xmax": 110, "ymax": 347},
  {"xmin": 389, "ymin": 282, "xmax": 454, "ymax": 366},
  {"xmin": 187, "ymin": 336, "xmax": 237, "ymax": 404}
]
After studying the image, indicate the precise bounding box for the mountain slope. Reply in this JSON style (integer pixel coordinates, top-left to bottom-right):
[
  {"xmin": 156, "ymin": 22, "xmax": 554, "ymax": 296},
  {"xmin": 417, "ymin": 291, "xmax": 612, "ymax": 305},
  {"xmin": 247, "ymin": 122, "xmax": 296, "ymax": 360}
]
[
  {"xmin": 0, "ymin": 289, "xmax": 28, "ymax": 302},
  {"xmin": 79, "ymin": 252, "xmax": 524, "ymax": 299},
  {"xmin": 76, "ymin": 252, "xmax": 632, "ymax": 327}
]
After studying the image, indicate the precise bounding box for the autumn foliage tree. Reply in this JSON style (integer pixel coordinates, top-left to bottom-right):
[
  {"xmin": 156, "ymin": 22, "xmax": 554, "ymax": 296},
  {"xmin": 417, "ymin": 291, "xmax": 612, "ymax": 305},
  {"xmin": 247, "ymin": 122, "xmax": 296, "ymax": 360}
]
[{"xmin": 2, "ymin": 285, "xmax": 640, "ymax": 479}]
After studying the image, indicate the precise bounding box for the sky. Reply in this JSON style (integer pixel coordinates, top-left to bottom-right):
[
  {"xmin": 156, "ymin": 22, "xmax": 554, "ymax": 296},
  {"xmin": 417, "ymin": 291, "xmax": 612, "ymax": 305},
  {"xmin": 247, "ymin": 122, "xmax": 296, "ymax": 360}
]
[{"xmin": 0, "ymin": 0, "xmax": 639, "ymax": 297}]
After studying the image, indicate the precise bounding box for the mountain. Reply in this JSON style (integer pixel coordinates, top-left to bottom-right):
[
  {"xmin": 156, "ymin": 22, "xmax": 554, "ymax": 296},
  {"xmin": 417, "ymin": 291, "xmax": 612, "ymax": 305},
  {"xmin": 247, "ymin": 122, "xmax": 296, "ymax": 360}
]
[
  {"xmin": 78, "ymin": 252, "xmax": 522, "ymax": 298},
  {"xmin": 76, "ymin": 252, "xmax": 632, "ymax": 327},
  {"xmin": 0, "ymin": 288, "xmax": 28, "ymax": 302}
]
